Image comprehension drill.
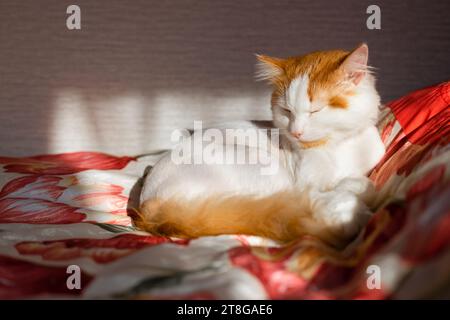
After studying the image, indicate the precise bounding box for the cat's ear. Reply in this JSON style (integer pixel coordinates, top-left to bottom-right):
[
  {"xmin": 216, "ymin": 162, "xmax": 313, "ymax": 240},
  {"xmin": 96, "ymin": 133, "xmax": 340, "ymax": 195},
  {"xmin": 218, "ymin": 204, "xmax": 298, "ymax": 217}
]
[
  {"xmin": 341, "ymin": 43, "xmax": 369, "ymax": 85},
  {"xmin": 255, "ymin": 54, "xmax": 285, "ymax": 82}
]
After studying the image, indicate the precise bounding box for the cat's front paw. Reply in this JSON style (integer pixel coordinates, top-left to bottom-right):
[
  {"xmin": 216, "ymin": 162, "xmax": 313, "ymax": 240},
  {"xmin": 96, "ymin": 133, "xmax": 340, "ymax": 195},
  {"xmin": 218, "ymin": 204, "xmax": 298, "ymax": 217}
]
[
  {"xmin": 335, "ymin": 177, "xmax": 376, "ymax": 205},
  {"xmin": 313, "ymin": 190, "xmax": 371, "ymax": 238}
]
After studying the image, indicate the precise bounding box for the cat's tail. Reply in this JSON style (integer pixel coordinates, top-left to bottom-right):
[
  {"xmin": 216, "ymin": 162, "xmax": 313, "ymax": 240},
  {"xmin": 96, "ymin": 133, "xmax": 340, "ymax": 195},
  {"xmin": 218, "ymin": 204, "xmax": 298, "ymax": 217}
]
[{"xmin": 135, "ymin": 191, "xmax": 347, "ymax": 246}]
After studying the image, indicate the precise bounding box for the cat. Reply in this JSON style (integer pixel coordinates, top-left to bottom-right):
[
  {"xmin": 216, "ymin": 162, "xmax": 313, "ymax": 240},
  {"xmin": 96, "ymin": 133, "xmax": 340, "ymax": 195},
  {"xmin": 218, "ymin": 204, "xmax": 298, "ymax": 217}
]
[{"xmin": 136, "ymin": 43, "xmax": 385, "ymax": 248}]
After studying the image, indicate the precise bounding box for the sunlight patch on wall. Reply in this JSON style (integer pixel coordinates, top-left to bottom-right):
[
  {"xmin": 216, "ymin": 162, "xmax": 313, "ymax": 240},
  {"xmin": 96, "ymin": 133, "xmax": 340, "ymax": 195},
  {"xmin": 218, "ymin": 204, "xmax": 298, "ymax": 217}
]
[{"xmin": 50, "ymin": 89, "xmax": 271, "ymax": 155}]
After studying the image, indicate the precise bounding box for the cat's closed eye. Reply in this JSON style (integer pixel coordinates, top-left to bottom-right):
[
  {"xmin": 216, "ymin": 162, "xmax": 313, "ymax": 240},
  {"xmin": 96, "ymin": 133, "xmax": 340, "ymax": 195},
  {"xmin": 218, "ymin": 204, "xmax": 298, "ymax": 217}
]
[{"xmin": 310, "ymin": 108, "xmax": 322, "ymax": 114}]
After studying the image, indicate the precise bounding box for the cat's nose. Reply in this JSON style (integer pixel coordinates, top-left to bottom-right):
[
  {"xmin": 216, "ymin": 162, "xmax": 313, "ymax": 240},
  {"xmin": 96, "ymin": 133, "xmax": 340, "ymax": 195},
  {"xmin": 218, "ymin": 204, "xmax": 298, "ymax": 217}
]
[{"xmin": 290, "ymin": 131, "xmax": 303, "ymax": 139}]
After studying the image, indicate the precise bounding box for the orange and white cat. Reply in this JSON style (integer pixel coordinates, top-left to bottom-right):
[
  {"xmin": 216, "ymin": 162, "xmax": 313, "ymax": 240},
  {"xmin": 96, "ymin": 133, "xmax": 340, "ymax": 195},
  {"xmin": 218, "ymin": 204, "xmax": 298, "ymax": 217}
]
[{"xmin": 137, "ymin": 44, "xmax": 385, "ymax": 247}]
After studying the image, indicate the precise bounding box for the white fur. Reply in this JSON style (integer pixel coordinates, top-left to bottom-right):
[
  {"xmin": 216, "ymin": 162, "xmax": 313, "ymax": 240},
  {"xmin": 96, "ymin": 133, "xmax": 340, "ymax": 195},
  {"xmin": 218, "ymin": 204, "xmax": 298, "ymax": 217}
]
[{"xmin": 286, "ymin": 75, "xmax": 311, "ymax": 113}]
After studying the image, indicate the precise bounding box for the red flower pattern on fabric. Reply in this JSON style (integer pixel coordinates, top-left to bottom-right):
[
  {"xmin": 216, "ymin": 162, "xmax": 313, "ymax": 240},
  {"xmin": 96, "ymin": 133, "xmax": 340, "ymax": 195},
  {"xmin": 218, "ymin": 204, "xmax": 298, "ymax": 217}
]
[{"xmin": 0, "ymin": 152, "xmax": 135, "ymax": 175}]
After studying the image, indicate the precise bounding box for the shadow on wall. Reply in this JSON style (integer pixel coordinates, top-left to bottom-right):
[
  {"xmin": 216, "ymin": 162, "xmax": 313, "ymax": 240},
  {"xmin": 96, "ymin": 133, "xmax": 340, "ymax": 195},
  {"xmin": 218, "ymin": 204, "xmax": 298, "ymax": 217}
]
[{"xmin": 0, "ymin": 0, "xmax": 449, "ymax": 156}]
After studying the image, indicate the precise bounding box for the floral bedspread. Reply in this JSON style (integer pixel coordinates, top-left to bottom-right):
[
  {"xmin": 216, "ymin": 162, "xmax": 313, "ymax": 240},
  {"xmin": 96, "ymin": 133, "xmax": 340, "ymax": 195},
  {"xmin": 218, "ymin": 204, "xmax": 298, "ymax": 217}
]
[{"xmin": 0, "ymin": 82, "xmax": 449, "ymax": 299}]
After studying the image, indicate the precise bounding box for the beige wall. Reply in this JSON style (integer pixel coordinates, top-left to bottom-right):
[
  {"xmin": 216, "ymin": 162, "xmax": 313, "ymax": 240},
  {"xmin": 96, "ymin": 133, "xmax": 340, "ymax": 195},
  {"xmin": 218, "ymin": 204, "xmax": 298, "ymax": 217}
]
[{"xmin": 1, "ymin": 0, "xmax": 449, "ymax": 156}]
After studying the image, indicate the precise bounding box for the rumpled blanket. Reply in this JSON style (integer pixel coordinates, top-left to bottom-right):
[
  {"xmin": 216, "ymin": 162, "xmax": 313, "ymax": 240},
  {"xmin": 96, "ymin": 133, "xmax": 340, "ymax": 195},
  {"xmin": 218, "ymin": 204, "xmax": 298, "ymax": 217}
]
[{"xmin": 0, "ymin": 82, "xmax": 449, "ymax": 299}]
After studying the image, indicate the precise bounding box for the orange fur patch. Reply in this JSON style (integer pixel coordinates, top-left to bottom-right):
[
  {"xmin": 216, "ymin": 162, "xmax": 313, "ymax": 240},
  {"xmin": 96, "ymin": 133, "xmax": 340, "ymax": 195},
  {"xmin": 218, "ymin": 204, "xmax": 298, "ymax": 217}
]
[
  {"xmin": 136, "ymin": 192, "xmax": 351, "ymax": 248},
  {"xmin": 259, "ymin": 49, "xmax": 359, "ymax": 108},
  {"xmin": 271, "ymin": 50, "xmax": 350, "ymax": 101},
  {"xmin": 299, "ymin": 137, "xmax": 329, "ymax": 149},
  {"xmin": 329, "ymin": 95, "xmax": 348, "ymax": 109}
]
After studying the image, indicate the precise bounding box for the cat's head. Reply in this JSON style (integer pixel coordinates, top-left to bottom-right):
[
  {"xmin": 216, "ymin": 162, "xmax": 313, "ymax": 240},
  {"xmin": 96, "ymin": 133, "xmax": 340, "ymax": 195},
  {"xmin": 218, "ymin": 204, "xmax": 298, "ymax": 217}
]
[{"xmin": 256, "ymin": 43, "xmax": 380, "ymax": 149}]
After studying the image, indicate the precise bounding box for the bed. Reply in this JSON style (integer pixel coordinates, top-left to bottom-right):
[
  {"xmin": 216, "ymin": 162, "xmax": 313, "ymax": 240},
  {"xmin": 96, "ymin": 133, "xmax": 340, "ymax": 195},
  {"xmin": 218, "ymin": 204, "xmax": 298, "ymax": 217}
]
[{"xmin": 0, "ymin": 81, "xmax": 449, "ymax": 299}]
